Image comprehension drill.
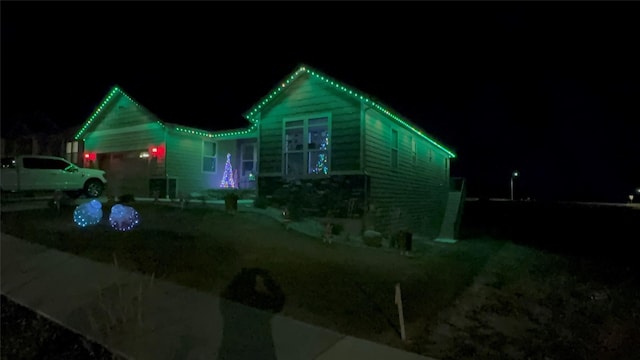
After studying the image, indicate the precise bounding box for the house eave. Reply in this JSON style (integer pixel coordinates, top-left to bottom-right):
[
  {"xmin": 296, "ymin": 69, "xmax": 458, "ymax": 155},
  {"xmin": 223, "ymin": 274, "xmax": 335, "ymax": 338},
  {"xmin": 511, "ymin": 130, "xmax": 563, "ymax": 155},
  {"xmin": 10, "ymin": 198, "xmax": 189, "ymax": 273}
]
[{"xmin": 242, "ymin": 64, "xmax": 457, "ymax": 158}]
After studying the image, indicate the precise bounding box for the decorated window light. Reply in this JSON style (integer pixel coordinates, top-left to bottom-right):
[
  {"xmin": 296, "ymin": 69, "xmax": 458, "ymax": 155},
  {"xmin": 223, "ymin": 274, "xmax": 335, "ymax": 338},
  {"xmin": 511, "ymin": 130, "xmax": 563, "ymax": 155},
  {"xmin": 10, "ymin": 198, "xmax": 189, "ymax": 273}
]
[
  {"xmin": 284, "ymin": 116, "xmax": 330, "ymax": 176},
  {"xmin": 308, "ymin": 117, "xmax": 329, "ymax": 175}
]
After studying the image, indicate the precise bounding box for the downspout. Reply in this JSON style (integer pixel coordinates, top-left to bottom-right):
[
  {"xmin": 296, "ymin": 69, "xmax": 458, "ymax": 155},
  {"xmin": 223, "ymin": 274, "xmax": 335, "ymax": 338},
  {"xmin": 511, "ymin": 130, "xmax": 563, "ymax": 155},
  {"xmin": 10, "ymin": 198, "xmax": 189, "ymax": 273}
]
[
  {"xmin": 164, "ymin": 126, "xmax": 169, "ymax": 199},
  {"xmin": 361, "ymin": 104, "xmax": 373, "ymax": 215}
]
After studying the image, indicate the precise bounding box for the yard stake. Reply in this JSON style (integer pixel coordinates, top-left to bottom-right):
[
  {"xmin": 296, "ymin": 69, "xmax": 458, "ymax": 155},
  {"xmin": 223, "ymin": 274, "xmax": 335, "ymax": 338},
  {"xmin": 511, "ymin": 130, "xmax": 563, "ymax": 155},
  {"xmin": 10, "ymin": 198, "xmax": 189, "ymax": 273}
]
[{"xmin": 395, "ymin": 283, "xmax": 406, "ymax": 341}]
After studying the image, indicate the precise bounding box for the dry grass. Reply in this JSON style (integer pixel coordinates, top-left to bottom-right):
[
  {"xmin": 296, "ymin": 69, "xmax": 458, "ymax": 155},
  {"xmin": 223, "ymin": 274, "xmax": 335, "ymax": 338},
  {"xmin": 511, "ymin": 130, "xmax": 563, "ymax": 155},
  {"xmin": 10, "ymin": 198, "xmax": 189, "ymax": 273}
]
[{"xmin": 2, "ymin": 201, "xmax": 639, "ymax": 359}]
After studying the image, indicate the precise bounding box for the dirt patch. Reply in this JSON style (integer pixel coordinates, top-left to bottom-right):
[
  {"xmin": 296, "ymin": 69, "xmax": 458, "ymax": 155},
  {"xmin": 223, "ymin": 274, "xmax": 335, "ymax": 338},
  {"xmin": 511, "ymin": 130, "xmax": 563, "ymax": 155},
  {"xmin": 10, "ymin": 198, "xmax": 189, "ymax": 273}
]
[{"xmin": 419, "ymin": 242, "xmax": 640, "ymax": 360}]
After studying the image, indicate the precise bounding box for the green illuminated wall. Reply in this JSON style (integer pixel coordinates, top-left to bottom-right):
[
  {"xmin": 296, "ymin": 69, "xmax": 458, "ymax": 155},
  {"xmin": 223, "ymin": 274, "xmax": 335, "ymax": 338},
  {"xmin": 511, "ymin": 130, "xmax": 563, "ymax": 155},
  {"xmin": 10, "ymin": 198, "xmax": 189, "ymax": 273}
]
[
  {"xmin": 364, "ymin": 108, "xmax": 449, "ymax": 237},
  {"xmin": 244, "ymin": 65, "xmax": 455, "ymax": 159},
  {"xmin": 257, "ymin": 72, "xmax": 361, "ymax": 175}
]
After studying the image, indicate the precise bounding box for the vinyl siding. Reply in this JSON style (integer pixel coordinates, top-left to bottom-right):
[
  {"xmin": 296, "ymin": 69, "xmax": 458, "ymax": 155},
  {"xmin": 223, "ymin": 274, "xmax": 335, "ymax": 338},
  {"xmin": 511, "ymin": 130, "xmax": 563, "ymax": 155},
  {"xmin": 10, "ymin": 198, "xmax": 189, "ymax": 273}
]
[
  {"xmin": 84, "ymin": 95, "xmax": 165, "ymax": 154},
  {"xmin": 363, "ymin": 107, "xmax": 450, "ymax": 238},
  {"xmin": 257, "ymin": 73, "xmax": 361, "ymax": 175},
  {"xmin": 165, "ymin": 130, "xmax": 244, "ymax": 196}
]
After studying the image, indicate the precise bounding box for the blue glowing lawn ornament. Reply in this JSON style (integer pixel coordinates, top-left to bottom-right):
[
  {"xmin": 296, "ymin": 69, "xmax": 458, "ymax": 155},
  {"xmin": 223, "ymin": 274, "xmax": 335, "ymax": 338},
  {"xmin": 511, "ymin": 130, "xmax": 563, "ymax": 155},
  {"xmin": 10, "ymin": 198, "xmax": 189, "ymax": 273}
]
[
  {"xmin": 109, "ymin": 204, "xmax": 141, "ymax": 231},
  {"xmin": 73, "ymin": 199, "xmax": 103, "ymax": 227}
]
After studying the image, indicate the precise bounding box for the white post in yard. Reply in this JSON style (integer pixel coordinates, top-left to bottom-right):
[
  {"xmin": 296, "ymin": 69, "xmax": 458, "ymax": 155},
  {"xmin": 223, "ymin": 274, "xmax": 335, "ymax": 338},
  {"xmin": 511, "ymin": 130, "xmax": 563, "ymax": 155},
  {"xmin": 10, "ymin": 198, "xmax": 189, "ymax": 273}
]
[{"xmin": 395, "ymin": 283, "xmax": 406, "ymax": 341}]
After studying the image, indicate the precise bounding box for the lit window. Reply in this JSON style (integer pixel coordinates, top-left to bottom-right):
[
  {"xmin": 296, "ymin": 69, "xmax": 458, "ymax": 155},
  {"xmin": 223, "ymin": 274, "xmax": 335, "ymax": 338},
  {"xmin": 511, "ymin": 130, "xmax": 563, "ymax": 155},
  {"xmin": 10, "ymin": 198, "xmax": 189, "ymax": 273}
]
[{"xmin": 284, "ymin": 116, "xmax": 330, "ymax": 176}]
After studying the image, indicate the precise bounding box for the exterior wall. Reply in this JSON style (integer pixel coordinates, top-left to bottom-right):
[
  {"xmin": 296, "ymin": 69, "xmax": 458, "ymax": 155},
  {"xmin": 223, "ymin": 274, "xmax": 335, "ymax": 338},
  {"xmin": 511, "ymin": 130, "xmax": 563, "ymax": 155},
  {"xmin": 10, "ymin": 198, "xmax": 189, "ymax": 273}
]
[
  {"xmin": 363, "ymin": 106, "xmax": 450, "ymax": 238},
  {"xmin": 84, "ymin": 96, "xmax": 166, "ymax": 155},
  {"xmin": 257, "ymin": 73, "xmax": 361, "ymax": 176},
  {"xmin": 82, "ymin": 95, "xmax": 167, "ymax": 198},
  {"xmin": 165, "ymin": 130, "xmax": 257, "ymax": 197}
]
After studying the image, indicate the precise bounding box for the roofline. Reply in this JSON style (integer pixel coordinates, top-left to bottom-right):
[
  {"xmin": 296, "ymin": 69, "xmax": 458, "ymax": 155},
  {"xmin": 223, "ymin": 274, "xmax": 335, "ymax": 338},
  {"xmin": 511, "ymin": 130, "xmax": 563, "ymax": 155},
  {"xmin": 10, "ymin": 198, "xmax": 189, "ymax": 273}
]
[
  {"xmin": 75, "ymin": 86, "xmax": 256, "ymax": 141},
  {"xmin": 74, "ymin": 85, "xmax": 166, "ymax": 140},
  {"xmin": 170, "ymin": 123, "xmax": 258, "ymax": 139},
  {"xmin": 242, "ymin": 63, "xmax": 457, "ymax": 158}
]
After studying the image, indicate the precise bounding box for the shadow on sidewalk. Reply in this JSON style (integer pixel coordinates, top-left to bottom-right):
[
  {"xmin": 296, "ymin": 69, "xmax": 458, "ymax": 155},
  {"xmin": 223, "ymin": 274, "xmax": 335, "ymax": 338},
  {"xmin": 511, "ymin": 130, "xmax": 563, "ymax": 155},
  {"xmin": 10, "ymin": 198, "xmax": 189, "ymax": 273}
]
[{"xmin": 217, "ymin": 268, "xmax": 285, "ymax": 360}]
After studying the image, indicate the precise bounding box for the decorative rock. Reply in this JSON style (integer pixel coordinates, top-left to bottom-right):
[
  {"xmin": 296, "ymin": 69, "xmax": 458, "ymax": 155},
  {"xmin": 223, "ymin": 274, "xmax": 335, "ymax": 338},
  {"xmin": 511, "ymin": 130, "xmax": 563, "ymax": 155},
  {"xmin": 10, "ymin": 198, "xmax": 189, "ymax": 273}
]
[{"xmin": 363, "ymin": 230, "xmax": 383, "ymax": 247}]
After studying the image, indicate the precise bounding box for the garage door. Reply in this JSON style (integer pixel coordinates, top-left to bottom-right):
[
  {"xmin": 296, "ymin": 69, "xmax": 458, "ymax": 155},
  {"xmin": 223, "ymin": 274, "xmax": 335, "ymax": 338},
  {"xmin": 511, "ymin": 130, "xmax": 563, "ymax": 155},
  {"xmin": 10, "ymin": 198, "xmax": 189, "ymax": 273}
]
[{"xmin": 98, "ymin": 151, "xmax": 151, "ymax": 197}]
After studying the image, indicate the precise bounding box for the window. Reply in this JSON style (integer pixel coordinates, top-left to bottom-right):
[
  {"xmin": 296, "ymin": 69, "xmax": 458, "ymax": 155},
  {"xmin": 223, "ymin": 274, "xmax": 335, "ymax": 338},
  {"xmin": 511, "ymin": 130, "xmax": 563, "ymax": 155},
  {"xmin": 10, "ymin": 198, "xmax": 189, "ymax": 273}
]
[
  {"xmin": 65, "ymin": 141, "xmax": 79, "ymax": 164},
  {"xmin": 411, "ymin": 137, "xmax": 417, "ymax": 165},
  {"xmin": 241, "ymin": 143, "xmax": 256, "ymax": 176},
  {"xmin": 23, "ymin": 157, "xmax": 73, "ymax": 170},
  {"xmin": 391, "ymin": 129, "xmax": 398, "ymax": 169},
  {"xmin": 284, "ymin": 116, "xmax": 330, "ymax": 176},
  {"xmin": 202, "ymin": 141, "xmax": 217, "ymax": 173}
]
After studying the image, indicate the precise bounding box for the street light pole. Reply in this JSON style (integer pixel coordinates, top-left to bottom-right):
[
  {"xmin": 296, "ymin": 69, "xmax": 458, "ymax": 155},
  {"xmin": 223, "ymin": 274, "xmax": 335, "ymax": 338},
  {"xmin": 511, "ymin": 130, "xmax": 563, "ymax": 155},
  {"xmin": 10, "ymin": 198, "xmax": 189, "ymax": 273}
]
[{"xmin": 511, "ymin": 171, "xmax": 519, "ymax": 201}]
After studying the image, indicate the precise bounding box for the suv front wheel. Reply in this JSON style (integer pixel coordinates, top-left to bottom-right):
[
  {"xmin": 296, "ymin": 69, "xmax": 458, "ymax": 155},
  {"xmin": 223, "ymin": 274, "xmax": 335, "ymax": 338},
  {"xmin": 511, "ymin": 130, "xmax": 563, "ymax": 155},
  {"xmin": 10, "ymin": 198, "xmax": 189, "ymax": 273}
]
[{"xmin": 84, "ymin": 179, "xmax": 104, "ymax": 198}]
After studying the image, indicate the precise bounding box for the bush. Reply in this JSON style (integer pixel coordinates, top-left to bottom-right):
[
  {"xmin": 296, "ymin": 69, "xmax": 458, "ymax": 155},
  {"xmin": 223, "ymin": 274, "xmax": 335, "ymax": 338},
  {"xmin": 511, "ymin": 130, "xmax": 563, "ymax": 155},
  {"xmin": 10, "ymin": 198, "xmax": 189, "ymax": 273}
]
[
  {"xmin": 254, "ymin": 196, "xmax": 269, "ymax": 209},
  {"xmin": 225, "ymin": 192, "xmax": 239, "ymax": 213},
  {"xmin": 286, "ymin": 202, "xmax": 304, "ymax": 221},
  {"xmin": 331, "ymin": 222, "xmax": 344, "ymax": 235}
]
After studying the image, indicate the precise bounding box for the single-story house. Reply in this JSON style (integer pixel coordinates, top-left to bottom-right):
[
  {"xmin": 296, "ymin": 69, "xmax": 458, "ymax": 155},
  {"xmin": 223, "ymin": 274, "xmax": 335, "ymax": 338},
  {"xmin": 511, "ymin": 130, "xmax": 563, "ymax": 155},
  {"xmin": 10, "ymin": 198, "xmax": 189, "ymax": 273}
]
[
  {"xmin": 75, "ymin": 64, "xmax": 461, "ymax": 238},
  {"xmin": 74, "ymin": 87, "xmax": 258, "ymax": 199}
]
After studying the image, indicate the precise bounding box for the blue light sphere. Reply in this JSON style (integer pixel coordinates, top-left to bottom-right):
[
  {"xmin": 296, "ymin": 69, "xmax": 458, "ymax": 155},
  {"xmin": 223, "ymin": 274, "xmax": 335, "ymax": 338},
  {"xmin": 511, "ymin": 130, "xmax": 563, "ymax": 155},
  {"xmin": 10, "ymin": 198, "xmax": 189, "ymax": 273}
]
[
  {"xmin": 73, "ymin": 199, "xmax": 103, "ymax": 227},
  {"xmin": 109, "ymin": 204, "xmax": 140, "ymax": 231}
]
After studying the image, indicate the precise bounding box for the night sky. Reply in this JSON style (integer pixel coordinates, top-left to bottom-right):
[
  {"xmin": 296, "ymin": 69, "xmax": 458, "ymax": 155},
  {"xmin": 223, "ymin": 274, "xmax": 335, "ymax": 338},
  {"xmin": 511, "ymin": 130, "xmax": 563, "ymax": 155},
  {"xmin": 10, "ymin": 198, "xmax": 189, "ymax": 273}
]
[{"xmin": 2, "ymin": 2, "xmax": 639, "ymax": 202}]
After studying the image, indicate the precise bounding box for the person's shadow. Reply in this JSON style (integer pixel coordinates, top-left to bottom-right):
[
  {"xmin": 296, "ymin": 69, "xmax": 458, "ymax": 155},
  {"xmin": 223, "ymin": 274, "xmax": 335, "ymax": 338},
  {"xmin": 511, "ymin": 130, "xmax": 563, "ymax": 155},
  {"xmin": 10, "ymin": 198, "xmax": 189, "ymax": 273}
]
[{"xmin": 217, "ymin": 268, "xmax": 285, "ymax": 360}]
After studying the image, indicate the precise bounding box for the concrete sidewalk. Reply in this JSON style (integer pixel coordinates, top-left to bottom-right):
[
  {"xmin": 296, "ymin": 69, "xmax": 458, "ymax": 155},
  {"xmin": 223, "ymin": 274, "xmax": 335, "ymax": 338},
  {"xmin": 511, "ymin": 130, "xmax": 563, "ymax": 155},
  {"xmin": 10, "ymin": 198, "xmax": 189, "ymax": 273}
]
[{"xmin": 1, "ymin": 233, "xmax": 435, "ymax": 360}]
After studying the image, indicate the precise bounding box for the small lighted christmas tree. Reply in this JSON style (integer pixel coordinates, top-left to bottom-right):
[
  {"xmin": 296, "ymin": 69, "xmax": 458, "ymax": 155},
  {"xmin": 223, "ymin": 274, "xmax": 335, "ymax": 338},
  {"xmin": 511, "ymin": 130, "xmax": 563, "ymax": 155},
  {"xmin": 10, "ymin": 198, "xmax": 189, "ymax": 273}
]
[
  {"xmin": 220, "ymin": 153, "xmax": 236, "ymax": 188},
  {"xmin": 312, "ymin": 132, "xmax": 329, "ymax": 174}
]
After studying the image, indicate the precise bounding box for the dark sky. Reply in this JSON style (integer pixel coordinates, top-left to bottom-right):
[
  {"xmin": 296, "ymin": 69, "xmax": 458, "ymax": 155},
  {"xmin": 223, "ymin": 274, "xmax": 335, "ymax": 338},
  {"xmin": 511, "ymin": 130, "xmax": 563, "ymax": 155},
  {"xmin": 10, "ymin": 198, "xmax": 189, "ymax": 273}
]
[{"xmin": 2, "ymin": 1, "xmax": 639, "ymax": 202}]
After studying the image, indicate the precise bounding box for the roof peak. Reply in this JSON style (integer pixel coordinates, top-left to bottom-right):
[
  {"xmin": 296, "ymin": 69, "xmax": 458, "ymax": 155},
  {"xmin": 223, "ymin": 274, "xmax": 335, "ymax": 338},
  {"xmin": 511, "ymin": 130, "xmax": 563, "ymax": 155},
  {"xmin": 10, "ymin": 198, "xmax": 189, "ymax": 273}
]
[{"xmin": 243, "ymin": 64, "xmax": 457, "ymax": 158}]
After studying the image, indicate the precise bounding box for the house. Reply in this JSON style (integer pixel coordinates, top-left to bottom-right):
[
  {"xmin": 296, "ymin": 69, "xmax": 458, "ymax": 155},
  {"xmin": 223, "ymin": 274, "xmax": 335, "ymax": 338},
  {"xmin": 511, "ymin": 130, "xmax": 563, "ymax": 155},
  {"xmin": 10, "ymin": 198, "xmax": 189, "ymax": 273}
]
[
  {"xmin": 246, "ymin": 65, "xmax": 459, "ymax": 239},
  {"xmin": 74, "ymin": 87, "xmax": 258, "ymax": 199},
  {"xmin": 76, "ymin": 64, "xmax": 460, "ymax": 239},
  {"xmin": 0, "ymin": 113, "xmax": 81, "ymax": 163}
]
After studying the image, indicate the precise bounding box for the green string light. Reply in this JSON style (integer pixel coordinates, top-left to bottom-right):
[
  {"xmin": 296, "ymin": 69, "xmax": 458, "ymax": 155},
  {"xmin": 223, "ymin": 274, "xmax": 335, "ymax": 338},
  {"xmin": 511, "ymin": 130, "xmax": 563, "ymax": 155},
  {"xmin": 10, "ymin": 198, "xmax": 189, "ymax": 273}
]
[
  {"xmin": 243, "ymin": 65, "xmax": 456, "ymax": 158},
  {"xmin": 76, "ymin": 66, "xmax": 456, "ymax": 158},
  {"xmin": 174, "ymin": 122, "xmax": 258, "ymax": 138},
  {"xmin": 75, "ymin": 86, "xmax": 165, "ymax": 140}
]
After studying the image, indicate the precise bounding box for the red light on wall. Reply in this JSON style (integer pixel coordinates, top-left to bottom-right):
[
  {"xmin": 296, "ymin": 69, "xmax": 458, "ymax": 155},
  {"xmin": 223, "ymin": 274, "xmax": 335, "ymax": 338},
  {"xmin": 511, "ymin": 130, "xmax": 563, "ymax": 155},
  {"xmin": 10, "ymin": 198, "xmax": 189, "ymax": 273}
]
[
  {"xmin": 148, "ymin": 145, "xmax": 165, "ymax": 158},
  {"xmin": 84, "ymin": 152, "xmax": 97, "ymax": 161}
]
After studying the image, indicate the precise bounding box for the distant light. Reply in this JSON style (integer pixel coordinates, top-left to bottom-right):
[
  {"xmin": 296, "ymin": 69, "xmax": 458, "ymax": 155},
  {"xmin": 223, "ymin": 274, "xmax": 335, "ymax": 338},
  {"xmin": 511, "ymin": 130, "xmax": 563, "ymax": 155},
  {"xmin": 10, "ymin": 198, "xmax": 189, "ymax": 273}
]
[{"xmin": 512, "ymin": 171, "xmax": 519, "ymax": 177}]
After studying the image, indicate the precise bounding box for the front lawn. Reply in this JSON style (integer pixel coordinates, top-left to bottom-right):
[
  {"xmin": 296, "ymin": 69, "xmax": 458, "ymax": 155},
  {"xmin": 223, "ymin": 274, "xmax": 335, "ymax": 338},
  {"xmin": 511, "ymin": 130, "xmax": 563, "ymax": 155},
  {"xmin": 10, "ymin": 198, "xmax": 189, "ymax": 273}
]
[{"xmin": 2, "ymin": 202, "xmax": 638, "ymax": 359}]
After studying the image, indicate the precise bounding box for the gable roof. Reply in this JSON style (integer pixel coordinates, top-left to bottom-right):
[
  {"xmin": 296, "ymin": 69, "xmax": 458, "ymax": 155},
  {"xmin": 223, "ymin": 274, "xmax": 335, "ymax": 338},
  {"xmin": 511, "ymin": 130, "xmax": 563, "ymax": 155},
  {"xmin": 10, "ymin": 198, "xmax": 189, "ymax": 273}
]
[
  {"xmin": 243, "ymin": 64, "xmax": 457, "ymax": 158},
  {"xmin": 74, "ymin": 86, "xmax": 257, "ymax": 141},
  {"xmin": 74, "ymin": 86, "xmax": 166, "ymax": 140}
]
